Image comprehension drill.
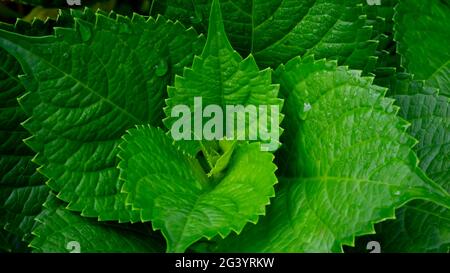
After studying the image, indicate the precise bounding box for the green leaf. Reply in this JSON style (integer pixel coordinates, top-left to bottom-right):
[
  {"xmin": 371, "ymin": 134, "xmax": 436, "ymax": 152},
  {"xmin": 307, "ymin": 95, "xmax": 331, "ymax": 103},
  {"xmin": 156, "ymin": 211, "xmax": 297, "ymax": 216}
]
[
  {"xmin": 394, "ymin": 0, "xmax": 450, "ymax": 96},
  {"xmin": 164, "ymin": 0, "xmax": 378, "ymax": 70},
  {"xmin": 164, "ymin": 0, "xmax": 283, "ymax": 154},
  {"xmin": 0, "ymin": 9, "xmax": 205, "ymax": 222},
  {"xmin": 216, "ymin": 56, "xmax": 450, "ymax": 252},
  {"xmin": 118, "ymin": 126, "xmax": 277, "ymax": 253},
  {"xmin": 0, "ymin": 45, "xmax": 45, "ymax": 246},
  {"xmin": 0, "ymin": 19, "xmax": 60, "ymax": 252},
  {"xmin": 31, "ymin": 194, "xmax": 163, "ymax": 253},
  {"xmin": 391, "ymin": 77, "xmax": 449, "ymax": 186},
  {"xmin": 364, "ymin": 0, "xmax": 402, "ymax": 86},
  {"xmin": 367, "ymin": 75, "xmax": 450, "ymax": 252},
  {"xmin": 365, "ymin": 0, "xmax": 397, "ymax": 43},
  {"xmin": 375, "ymin": 201, "xmax": 450, "ymax": 253},
  {"xmin": 366, "ymin": 0, "xmax": 450, "ymax": 251}
]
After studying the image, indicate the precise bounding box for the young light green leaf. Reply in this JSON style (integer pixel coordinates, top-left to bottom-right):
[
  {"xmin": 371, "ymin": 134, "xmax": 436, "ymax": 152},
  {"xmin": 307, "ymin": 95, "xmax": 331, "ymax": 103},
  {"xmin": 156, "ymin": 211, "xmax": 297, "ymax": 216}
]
[
  {"xmin": 118, "ymin": 126, "xmax": 277, "ymax": 253},
  {"xmin": 31, "ymin": 194, "xmax": 163, "ymax": 253},
  {"xmin": 216, "ymin": 56, "xmax": 450, "ymax": 252},
  {"xmin": 395, "ymin": 0, "xmax": 450, "ymax": 96},
  {"xmin": 391, "ymin": 78, "xmax": 449, "ymax": 185},
  {"xmin": 164, "ymin": 0, "xmax": 378, "ymax": 70},
  {"xmin": 164, "ymin": 0, "xmax": 283, "ymax": 153},
  {"xmin": 0, "ymin": 9, "xmax": 205, "ymax": 222}
]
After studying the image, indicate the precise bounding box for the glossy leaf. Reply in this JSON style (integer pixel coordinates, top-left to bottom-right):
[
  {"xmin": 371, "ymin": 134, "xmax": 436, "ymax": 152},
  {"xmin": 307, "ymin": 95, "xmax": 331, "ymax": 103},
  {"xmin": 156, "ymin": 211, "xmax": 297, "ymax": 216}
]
[
  {"xmin": 119, "ymin": 126, "xmax": 277, "ymax": 252},
  {"xmin": 0, "ymin": 9, "xmax": 205, "ymax": 222},
  {"xmin": 164, "ymin": 0, "xmax": 283, "ymax": 154},
  {"xmin": 31, "ymin": 194, "xmax": 163, "ymax": 253},
  {"xmin": 164, "ymin": 0, "xmax": 378, "ymax": 70},
  {"xmin": 216, "ymin": 56, "xmax": 450, "ymax": 252}
]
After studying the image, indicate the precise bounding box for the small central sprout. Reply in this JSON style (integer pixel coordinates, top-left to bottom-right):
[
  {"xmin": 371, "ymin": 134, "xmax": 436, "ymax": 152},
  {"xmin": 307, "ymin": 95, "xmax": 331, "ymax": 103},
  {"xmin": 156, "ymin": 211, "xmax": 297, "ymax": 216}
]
[{"xmin": 197, "ymin": 140, "xmax": 237, "ymax": 181}]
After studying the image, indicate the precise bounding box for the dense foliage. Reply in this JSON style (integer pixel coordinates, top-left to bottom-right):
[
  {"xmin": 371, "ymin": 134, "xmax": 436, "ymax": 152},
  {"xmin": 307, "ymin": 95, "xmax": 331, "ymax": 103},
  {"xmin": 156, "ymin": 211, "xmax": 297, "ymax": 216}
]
[{"xmin": 0, "ymin": 0, "xmax": 448, "ymax": 253}]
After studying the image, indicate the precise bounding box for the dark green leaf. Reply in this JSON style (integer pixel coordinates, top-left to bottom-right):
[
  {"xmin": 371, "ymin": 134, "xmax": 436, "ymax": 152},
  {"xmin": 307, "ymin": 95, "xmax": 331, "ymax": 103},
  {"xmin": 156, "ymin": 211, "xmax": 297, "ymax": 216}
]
[
  {"xmin": 0, "ymin": 9, "xmax": 205, "ymax": 222},
  {"xmin": 31, "ymin": 194, "xmax": 163, "ymax": 252},
  {"xmin": 216, "ymin": 56, "xmax": 450, "ymax": 252},
  {"xmin": 164, "ymin": 0, "xmax": 378, "ymax": 70}
]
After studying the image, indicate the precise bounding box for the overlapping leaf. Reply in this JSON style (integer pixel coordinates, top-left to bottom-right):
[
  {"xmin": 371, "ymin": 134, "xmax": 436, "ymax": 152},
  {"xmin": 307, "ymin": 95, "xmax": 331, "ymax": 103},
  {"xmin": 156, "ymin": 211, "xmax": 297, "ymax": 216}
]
[
  {"xmin": 31, "ymin": 194, "xmax": 163, "ymax": 252},
  {"xmin": 0, "ymin": 19, "xmax": 61, "ymax": 252},
  {"xmin": 364, "ymin": 0, "xmax": 402, "ymax": 86},
  {"xmin": 119, "ymin": 1, "xmax": 278, "ymax": 253},
  {"xmin": 11, "ymin": 0, "xmax": 108, "ymax": 7},
  {"xmin": 0, "ymin": 0, "xmax": 447, "ymax": 254},
  {"xmin": 119, "ymin": 126, "xmax": 277, "ymax": 253},
  {"xmin": 364, "ymin": 75, "xmax": 450, "ymax": 253},
  {"xmin": 164, "ymin": 0, "xmax": 283, "ymax": 154},
  {"xmin": 395, "ymin": 0, "xmax": 450, "ymax": 96},
  {"xmin": 164, "ymin": 0, "xmax": 378, "ymax": 70},
  {"xmin": 216, "ymin": 56, "xmax": 450, "ymax": 252},
  {"xmin": 391, "ymin": 79, "xmax": 449, "ymax": 185},
  {"xmin": 0, "ymin": 9, "xmax": 205, "ymax": 222},
  {"xmin": 357, "ymin": 0, "xmax": 450, "ymax": 252}
]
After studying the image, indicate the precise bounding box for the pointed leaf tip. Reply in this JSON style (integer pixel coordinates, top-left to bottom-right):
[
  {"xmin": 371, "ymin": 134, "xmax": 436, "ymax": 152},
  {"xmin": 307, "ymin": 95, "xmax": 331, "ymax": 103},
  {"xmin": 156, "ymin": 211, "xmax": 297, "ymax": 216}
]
[
  {"xmin": 165, "ymin": 0, "xmax": 378, "ymax": 69},
  {"xmin": 203, "ymin": 0, "xmax": 233, "ymax": 57}
]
